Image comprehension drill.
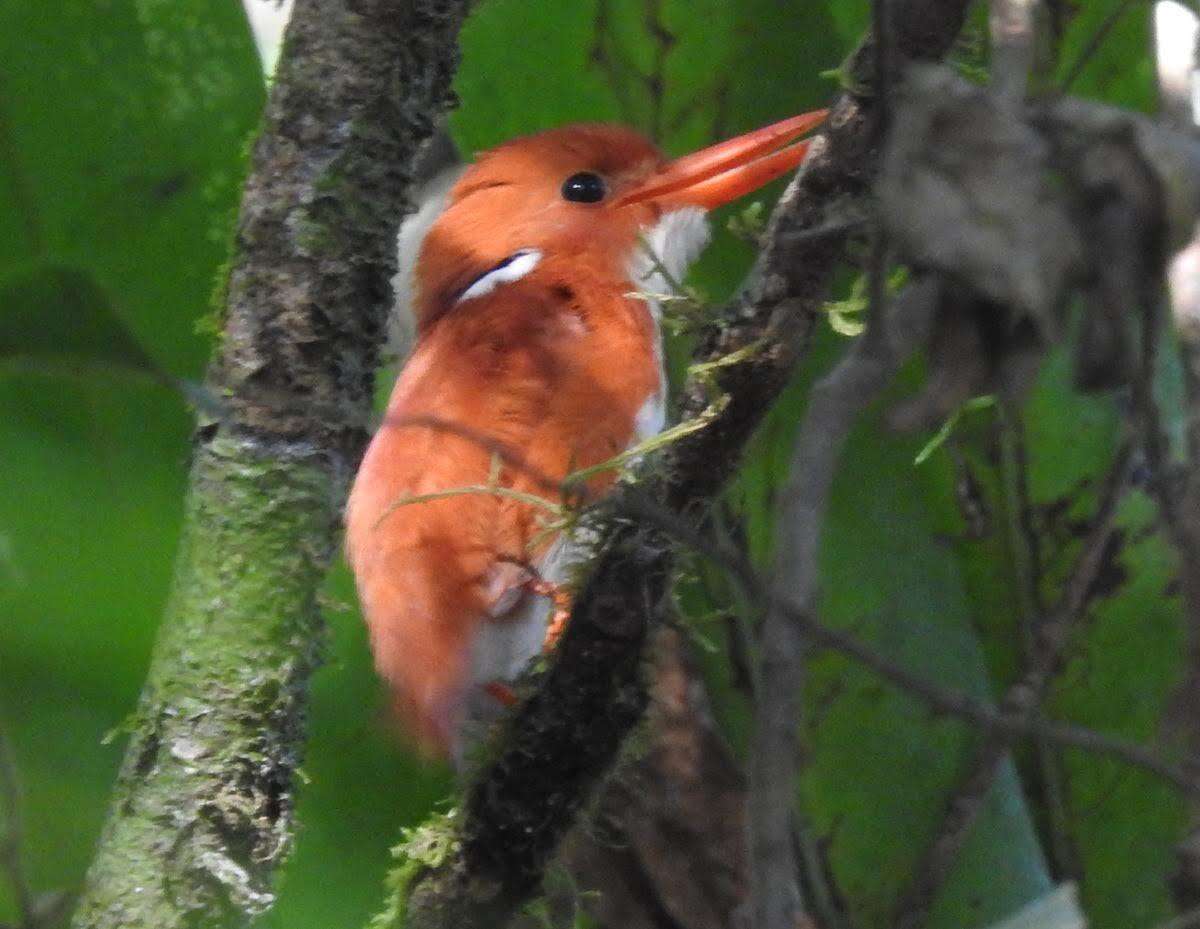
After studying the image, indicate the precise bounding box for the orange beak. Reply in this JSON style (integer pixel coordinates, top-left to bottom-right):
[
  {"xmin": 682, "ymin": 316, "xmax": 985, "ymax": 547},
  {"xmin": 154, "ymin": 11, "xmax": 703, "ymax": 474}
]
[{"xmin": 617, "ymin": 109, "xmax": 829, "ymax": 212}]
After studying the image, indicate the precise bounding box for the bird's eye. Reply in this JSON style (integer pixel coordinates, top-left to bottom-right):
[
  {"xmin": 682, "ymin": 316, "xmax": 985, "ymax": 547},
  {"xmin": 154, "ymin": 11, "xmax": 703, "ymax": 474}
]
[{"xmin": 561, "ymin": 172, "xmax": 607, "ymax": 203}]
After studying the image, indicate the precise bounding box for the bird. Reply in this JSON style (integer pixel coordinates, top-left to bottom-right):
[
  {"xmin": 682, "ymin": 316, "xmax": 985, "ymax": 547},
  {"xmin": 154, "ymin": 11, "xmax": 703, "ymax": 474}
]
[{"xmin": 344, "ymin": 110, "xmax": 827, "ymax": 759}]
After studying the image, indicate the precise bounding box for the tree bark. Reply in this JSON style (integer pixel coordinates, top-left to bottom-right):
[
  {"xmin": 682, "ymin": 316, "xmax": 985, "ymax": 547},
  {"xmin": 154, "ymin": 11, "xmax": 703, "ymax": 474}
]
[
  {"xmin": 561, "ymin": 628, "xmax": 751, "ymax": 929},
  {"xmin": 71, "ymin": 2, "xmax": 467, "ymax": 927}
]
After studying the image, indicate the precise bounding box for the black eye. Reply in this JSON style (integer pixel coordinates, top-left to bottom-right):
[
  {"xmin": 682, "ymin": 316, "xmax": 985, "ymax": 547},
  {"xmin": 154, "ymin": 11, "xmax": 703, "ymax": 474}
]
[{"xmin": 561, "ymin": 172, "xmax": 607, "ymax": 203}]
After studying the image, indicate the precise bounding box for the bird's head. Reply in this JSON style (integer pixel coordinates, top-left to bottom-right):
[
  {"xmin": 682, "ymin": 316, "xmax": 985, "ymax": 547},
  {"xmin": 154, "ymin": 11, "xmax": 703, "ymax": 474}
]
[{"xmin": 410, "ymin": 110, "xmax": 827, "ymax": 330}]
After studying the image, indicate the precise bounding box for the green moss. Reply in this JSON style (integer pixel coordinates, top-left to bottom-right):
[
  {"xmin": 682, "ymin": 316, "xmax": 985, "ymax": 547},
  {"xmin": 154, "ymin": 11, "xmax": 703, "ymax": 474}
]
[
  {"xmin": 199, "ymin": 253, "xmax": 234, "ymax": 340},
  {"xmin": 292, "ymin": 215, "xmax": 336, "ymax": 256},
  {"xmin": 73, "ymin": 439, "xmax": 338, "ymax": 929},
  {"xmin": 367, "ymin": 809, "xmax": 462, "ymax": 929}
]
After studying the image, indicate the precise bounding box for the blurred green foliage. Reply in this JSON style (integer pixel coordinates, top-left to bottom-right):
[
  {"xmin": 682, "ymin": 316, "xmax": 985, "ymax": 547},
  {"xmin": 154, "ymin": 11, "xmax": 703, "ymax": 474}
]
[
  {"xmin": 0, "ymin": 1, "xmax": 1185, "ymax": 928},
  {"xmin": 0, "ymin": 0, "xmax": 264, "ymax": 919}
]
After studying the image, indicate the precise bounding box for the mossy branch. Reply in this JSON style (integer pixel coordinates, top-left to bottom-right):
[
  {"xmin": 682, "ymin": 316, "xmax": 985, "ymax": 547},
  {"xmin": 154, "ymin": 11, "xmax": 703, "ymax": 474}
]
[{"xmin": 70, "ymin": 2, "xmax": 468, "ymax": 927}]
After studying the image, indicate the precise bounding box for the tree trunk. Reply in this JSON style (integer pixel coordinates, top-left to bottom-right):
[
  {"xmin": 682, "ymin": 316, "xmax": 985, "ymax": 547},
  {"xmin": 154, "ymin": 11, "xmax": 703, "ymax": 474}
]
[{"xmin": 71, "ymin": 2, "xmax": 468, "ymax": 926}]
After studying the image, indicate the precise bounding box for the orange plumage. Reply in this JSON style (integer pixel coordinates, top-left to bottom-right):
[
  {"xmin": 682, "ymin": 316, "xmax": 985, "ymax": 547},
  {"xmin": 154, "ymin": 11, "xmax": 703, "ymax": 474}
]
[{"xmin": 345, "ymin": 113, "xmax": 825, "ymax": 757}]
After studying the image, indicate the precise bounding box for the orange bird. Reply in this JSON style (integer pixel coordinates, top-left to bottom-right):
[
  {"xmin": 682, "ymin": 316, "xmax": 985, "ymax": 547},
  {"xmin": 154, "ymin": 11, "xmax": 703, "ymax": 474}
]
[{"xmin": 345, "ymin": 110, "xmax": 827, "ymax": 758}]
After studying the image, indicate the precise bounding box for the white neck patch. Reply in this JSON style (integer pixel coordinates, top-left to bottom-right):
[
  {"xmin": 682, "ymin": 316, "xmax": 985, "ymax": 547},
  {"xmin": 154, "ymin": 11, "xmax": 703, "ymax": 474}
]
[
  {"xmin": 389, "ymin": 165, "xmax": 464, "ymax": 360},
  {"xmin": 626, "ymin": 207, "xmax": 711, "ymax": 318},
  {"xmin": 625, "ymin": 207, "xmax": 711, "ymax": 446},
  {"xmin": 457, "ymin": 250, "xmax": 543, "ymax": 304}
]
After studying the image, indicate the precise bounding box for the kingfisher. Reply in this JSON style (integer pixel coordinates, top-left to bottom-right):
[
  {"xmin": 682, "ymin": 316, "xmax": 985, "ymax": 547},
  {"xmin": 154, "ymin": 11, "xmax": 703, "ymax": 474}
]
[{"xmin": 345, "ymin": 110, "xmax": 827, "ymax": 758}]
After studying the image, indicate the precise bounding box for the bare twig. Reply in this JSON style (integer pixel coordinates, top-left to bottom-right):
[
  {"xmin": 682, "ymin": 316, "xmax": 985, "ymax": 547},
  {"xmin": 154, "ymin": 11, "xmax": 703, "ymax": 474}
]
[
  {"xmin": 746, "ymin": 8, "xmax": 903, "ymax": 923},
  {"xmin": 613, "ymin": 489, "xmax": 1200, "ymax": 798},
  {"xmin": 892, "ymin": 442, "xmax": 1132, "ymax": 929},
  {"xmin": 751, "ymin": 278, "xmax": 938, "ymax": 929},
  {"xmin": 998, "ymin": 408, "xmax": 1080, "ymax": 880}
]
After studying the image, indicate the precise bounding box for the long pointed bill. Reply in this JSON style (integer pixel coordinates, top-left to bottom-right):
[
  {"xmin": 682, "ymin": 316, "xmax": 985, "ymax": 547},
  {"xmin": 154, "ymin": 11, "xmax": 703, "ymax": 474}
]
[{"xmin": 617, "ymin": 108, "xmax": 829, "ymax": 211}]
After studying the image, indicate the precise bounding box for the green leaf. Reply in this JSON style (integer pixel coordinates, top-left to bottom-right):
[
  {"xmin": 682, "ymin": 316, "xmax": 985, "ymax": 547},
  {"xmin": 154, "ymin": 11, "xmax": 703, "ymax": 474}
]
[
  {"xmin": 914, "ymin": 395, "xmax": 997, "ymax": 466},
  {"xmin": 0, "ymin": 265, "xmax": 158, "ymax": 375},
  {"xmin": 0, "ymin": 1, "xmax": 263, "ymax": 373},
  {"xmin": 1056, "ymin": 0, "xmax": 1156, "ymax": 110}
]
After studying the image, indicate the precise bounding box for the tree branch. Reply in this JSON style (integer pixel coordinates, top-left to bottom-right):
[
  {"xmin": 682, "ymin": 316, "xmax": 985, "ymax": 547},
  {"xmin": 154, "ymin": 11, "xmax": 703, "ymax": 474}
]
[
  {"xmin": 394, "ymin": 2, "xmax": 972, "ymax": 926},
  {"xmin": 990, "ymin": 0, "xmax": 1039, "ymax": 102},
  {"xmin": 751, "ymin": 277, "xmax": 939, "ymax": 929},
  {"xmin": 71, "ymin": 2, "xmax": 468, "ymax": 927},
  {"xmin": 613, "ymin": 488, "xmax": 1200, "ymax": 799},
  {"xmin": 892, "ymin": 443, "xmax": 1132, "ymax": 929}
]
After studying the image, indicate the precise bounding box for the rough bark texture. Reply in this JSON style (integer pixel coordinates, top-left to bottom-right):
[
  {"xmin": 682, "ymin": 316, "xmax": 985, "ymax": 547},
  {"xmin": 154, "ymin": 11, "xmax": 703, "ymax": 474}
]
[
  {"xmin": 561, "ymin": 629, "xmax": 751, "ymax": 929},
  {"xmin": 397, "ymin": 2, "xmax": 970, "ymax": 926},
  {"xmin": 71, "ymin": 2, "xmax": 468, "ymax": 927}
]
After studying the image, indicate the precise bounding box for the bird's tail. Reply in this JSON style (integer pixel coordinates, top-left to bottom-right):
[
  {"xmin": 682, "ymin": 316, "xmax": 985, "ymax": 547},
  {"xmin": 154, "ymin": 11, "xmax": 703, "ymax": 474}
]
[{"xmin": 351, "ymin": 536, "xmax": 482, "ymax": 758}]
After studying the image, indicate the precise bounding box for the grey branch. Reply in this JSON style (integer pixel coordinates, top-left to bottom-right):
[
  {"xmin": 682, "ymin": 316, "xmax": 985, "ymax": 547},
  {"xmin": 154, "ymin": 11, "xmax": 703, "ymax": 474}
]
[
  {"xmin": 892, "ymin": 444, "xmax": 1132, "ymax": 929},
  {"xmin": 70, "ymin": 2, "xmax": 468, "ymax": 927},
  {"xmin": 614, "ymin": 488, "xmax": 1200, "ymax": 798},
  {"xmin": 989, "ymin": 0, "xmax": 1039, "ymax": 102},
  {"xmin": 751, "ymin": 278, "xmax": 938, "ymax": 929}
]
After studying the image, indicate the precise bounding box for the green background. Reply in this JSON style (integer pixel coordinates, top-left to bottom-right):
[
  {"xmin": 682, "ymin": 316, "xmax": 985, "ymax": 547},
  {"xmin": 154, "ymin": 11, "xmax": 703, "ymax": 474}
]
[{"xmin": 0, "ymin": 2, "xmax": 1182, "ymax": 928}]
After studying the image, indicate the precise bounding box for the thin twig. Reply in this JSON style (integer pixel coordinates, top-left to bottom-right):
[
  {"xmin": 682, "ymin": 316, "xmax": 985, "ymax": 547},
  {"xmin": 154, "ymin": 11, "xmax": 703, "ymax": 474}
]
[
  {"xmin": 990, "ymin": 0, "xmax": 1039, "ymax": 102},
  {"xmin": 373, "ymin": 484, "xmax": 565, "ymax": 531},
  {"xmin": 613, "ymin": 488, "xmax": 1200, "ymax": 798},
  {"xmin": 703, "ymin": 510, "xmax": 853, "ymax": 929},
  {"xmin": 1059, "ymin": 0, "xmax": 1140, "ymax": 92},
  {"xmin": 1004, "ymin": 406, "xmax": 1080, "ymax": 880},
  {"xmin": 1133, "ymin": 264, "xmax": 1184, "ymax": 540},
  {"xmin": 892, "ymin": 441, "xmax": 1132, "ymax": 929},
  {"xmin": 749, "ymin": 279, "xmax": 938, "ymax": 929}
]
